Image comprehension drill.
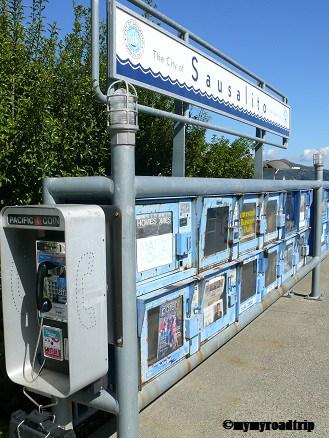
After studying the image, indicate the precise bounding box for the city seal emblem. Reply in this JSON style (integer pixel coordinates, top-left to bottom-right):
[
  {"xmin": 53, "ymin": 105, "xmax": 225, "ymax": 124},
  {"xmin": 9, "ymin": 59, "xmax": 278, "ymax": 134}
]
[{"xmin": 124, "ymin": 19, "xmax": 145, "ymax": 59}]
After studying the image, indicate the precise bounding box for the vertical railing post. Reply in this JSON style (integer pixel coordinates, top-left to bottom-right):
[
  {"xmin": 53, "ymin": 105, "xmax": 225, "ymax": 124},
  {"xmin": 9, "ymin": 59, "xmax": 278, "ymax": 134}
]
[
  {"xmin": 52, "ymin": 399, "xmax": 73, "ymax": 429},
  {"xmin": 253, "ymin": 82, "xmax": 265, "ymax": 179},
  {"xmin": 107, "ymin": 82, "xmax": 139, "ymax": 438},
  {"xmin": 309, "ymin": 152, "xmax": 324, "ymax": 299},
  {"xmin": 172, "ymin": 32, "xmax": 189, "ymax": 177}
]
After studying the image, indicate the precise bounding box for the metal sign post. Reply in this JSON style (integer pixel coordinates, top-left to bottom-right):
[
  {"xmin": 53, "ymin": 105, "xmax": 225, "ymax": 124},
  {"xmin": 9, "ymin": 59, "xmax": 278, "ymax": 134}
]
[
  {"xmin": 172, "ymin": 32, "xmax": 189, "ymax": 177},
  {"xmin": 107, "ymin": 81, "xmax": 139, "ymax": 438},
  {"xmin": 309, "ymin": 152, "xmax": 324, "ymax": 299}
]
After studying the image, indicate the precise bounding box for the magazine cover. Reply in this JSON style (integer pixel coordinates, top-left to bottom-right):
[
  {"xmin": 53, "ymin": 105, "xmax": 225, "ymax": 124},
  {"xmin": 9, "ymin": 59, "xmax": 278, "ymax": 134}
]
[
  {"xmin": 157, "ymin": 297, "xmax": 183, "ymax": 360},
  {"xmin": 148, "ymin": 297, "xmax": 183, "ymax": 365}
]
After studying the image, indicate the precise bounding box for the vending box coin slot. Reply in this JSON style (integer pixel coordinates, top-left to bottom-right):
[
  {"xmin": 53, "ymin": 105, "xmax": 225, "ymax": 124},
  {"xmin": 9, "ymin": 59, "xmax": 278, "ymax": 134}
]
[
  {"xmin": 228, "ymin": 268, "xmax": 237, "ymax": 308},
  {"xmin": 185, "ymin": 285, "xmax": 200, "ymax": 342},
  {"xmin": 301, "ymin": 244, "xmax": 309, "ymax": 257},
  {"xmin": 276, "ymin": 212, "xmax": 285, "ymax": 228},
  {"xmin": 257, "ymin": 216, "xmax": 267, "ymax": 235},
  {"xmin": 176, "ymin": 233, "xmax": 191, "ymax": 258}
]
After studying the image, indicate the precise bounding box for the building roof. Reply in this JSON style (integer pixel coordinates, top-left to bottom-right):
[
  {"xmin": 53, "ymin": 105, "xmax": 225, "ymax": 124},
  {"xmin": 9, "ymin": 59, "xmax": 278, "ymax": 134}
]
[{"xmin": 264, "ymin": 159, "xmax": 293, "ymax": 169}]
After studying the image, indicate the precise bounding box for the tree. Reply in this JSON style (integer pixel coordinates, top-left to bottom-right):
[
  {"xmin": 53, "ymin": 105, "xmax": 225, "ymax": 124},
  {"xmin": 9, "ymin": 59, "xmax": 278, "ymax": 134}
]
[{"xmin": 0, "ymin": 0, "xmax": 254, "ymax": 426}]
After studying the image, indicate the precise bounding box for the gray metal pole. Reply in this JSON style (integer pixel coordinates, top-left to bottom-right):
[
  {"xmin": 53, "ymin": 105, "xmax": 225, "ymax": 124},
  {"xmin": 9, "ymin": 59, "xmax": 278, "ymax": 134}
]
[
  {"xmin": 108, "ymin": 84, "xmax": 139, "ymax": 438},
  {"xmin": 172, "ymin": 32, "xmax": 189, "ymax": 177},
  {"xmin": 52, "ymin": 399, "xmax": 73, "ymax": 429},
  {"xmin": 253, "ymin": 82, "xmax": 265, "ymax": 179},
  {"xmin": 172, "ymin": 101, "xmax": 189, "ymax": 176},
  {"xmin": 309, "ymin": 152, "xmax": 324, "ymax": 299},
  {"xmin": 254, "ymin": 128, "xmax": 265, "ymax": 179}
]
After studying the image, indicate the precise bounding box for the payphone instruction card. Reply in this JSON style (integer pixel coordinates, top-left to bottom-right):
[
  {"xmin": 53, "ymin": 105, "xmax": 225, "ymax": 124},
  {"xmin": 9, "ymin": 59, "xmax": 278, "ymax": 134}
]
[{"xmin": 42, "ymin": 326, "xmax": 64, "ymax": 361}]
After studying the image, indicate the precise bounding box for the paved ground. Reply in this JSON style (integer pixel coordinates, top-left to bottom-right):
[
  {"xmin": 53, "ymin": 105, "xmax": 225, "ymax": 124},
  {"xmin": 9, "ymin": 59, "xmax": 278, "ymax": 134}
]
[{"xmin": 95, "ymin": 259, "xmax": 329, "ymax": 438}]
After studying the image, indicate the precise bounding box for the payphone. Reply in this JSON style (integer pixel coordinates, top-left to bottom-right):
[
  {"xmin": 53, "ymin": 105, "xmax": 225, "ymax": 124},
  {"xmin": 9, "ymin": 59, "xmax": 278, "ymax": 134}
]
[{"xmin": 0, "ymin": 205, "xmax": 108, "ymax": 398}]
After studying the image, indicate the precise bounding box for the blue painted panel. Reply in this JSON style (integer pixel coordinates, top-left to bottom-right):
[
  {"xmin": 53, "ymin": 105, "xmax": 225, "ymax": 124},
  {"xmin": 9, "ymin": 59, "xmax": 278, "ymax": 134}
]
[
  {"xmin": 199, "ymin": 265, "xmax": 237, "ymax": 343},
  {"xmin": 238, "ymin": 194, "xmax": 261, "ymax": 256},
  {"xmin": 321, "ymin": 190, "xmax": 329, "ymax": 222},
  {"xmin": 325, "ymin": 221, "xmax": 329, "ymax": 252},
  {"xmin": 189, "ymin": 336, "xmax": 200, "ymax": 356},
  {"xmin": 321, "ymin": 221, "xmax": 329, "ymax": 255},
  {"xmin": 199, "ymin": 196, "xmax": 238, "ymax": 270}
]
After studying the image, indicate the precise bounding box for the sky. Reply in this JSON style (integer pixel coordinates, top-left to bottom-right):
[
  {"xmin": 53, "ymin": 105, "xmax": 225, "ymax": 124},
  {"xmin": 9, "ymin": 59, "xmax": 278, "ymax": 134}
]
[{"xmin": 43, "ymin": 0, "xmax": 329, "ymax": 166}]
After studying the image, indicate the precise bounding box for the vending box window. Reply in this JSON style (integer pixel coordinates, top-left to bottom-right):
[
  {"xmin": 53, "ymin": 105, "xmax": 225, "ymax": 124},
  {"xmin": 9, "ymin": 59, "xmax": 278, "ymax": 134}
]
[
  {"xmin": 282, "ymin": 237, "xmax": 298, "ymax": 281},
  {"xmin": 238, "ymin": 195, "xmax": 261, "ymax": 256},
  {"xmin": 296, "ymin": 229, "xmax": 311, "ymax": 270},
  {"xmin": 137, "ymin": 282, "xmax": 197, "ymax": 384},
  {"xmin": 262, "ymin": 192, "xmax": 285, "ymax": 246},
  {"xmin": 200, "ymin": 266, "xmax": 237, "ymax": 343},
  {"xmin": 0, "ymin": 205, "xmax": 108, "ymax": 398},
  {"xmin": 199, "ymin": 196, "xmax": 239, "ymax": 270},
  {"xmin": 299, "ymin": 190, "xmax": 311, "ymax": 231},
  {"xmin": 261, "ymin": 243, "xmax": 283, "ymax": 297},
  {"xmin": 285, "ymin": 191, "xmax": 311, "ymax": 237},
  {"xmin": 285, "ymin": 191, "xmax": 298, "ymax": 236},
  {"xmin": 238, "ymin": 254, "xmax": 261, "ymax": 314}
]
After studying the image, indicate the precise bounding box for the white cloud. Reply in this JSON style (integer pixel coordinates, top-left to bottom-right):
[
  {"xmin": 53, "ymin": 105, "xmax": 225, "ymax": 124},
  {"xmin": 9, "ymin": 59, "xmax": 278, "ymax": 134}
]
[
  {"xmin": 301, "ymin": 146, "xmax": 329, "ymax": 163},
  {"xmin": 263, "ymin": 148, "xmax": 279, "ymax": 160}
]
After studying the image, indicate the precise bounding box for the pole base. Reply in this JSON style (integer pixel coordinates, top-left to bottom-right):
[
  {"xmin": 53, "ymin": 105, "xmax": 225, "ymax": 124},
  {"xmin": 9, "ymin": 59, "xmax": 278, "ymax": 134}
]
[
  {"xmin": 283, "ymin": 290, "xmax": 310, "ymax": 298},
  {"xmin": 304, "ymin": 294, "xmax": 322, "ymax": 301}
]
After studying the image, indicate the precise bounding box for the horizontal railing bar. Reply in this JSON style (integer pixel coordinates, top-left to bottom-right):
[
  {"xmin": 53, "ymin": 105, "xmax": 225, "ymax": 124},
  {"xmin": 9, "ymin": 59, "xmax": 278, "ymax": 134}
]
[
  {"xmin": 138, "ymin": 104, "xmax": 288, "ymax": 148},
  {"xmin": 43, "ymin": 176, "xmax": 322, "ymax": 204},
  {"xmin": 135, "ymin": 177, "xmax": 322, "ymax": 197}
]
